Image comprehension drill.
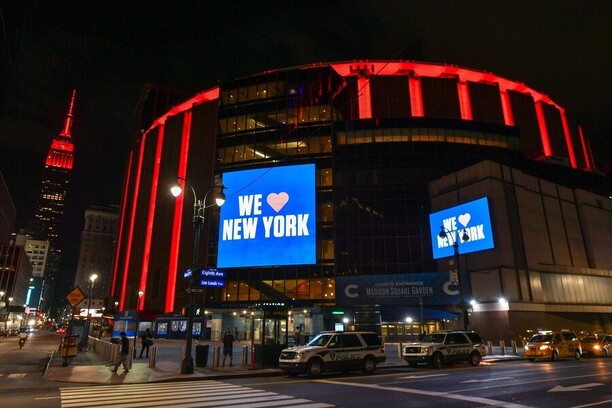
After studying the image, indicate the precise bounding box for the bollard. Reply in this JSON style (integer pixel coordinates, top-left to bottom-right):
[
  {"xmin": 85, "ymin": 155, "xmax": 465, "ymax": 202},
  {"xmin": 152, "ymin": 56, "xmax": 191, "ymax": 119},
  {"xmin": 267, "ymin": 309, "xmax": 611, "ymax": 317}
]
[
  {"xmin": 213, "ymin": 346, "xmax": 220, "ymax": 367},
  {"xmin": 398, "ymin": 343, "xmax": 403, "ymax": 357},
  {"xmin": 149, "ymin": 346, "xmax": 157, "ymax": 368},
  {"xmin": 511, "ymin": 340, "xmax": 517, "ymax": 355},
  {"xmin": 242, "ymin": 345, "xmax": 248, "ymax": 366},
  {"xmin": 487, "ymin": 340, "xmax": 493, "ymax": 355},
  {"xmin": 499, "ymin": 340, "xmax": 506, "ymax": 356}
]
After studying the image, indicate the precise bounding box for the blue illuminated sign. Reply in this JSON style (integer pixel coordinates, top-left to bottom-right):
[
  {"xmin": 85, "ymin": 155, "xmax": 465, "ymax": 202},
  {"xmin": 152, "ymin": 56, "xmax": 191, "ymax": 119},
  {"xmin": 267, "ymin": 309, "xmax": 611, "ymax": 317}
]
[
  {"xmin": 184, "ymin": 268, "xmax": 225, "ymax": 279},
  {"xmin": 218, "ymin": 164, "xmax": 316, "ymax": 267},
  {"xmin": 198, "ymin": 279, "xmax": 225, "ymax": 287},
  {"xmin": 429, "ymin": 197, "xmax": 494, "ymax": 259}
]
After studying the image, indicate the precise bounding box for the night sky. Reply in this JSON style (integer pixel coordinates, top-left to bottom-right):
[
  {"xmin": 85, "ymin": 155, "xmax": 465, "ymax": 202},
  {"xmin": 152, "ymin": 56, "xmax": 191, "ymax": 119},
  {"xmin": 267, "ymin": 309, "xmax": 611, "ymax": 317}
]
[{"xmin": 1, "ymin": 1, "xmax": 610, "ymax": 295}]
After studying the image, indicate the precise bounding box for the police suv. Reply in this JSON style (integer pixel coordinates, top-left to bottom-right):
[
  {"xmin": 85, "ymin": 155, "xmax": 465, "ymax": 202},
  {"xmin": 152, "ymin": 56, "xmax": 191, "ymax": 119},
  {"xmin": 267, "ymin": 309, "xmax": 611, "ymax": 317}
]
[
  {"xmin": 402, "ymin": 330, "xmax": 486, "ymax": 368},
  {"xmin": 278, "ymin": 331, "xmax": 386, "ymax": 377}
]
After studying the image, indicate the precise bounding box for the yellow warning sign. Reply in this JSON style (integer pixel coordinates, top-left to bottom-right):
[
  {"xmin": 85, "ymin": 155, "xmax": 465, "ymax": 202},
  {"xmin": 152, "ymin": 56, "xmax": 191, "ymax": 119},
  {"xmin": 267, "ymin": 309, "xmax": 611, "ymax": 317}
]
[{"xmin": 66, "ymin": 287, "xmax": 86, "ymax": 308}]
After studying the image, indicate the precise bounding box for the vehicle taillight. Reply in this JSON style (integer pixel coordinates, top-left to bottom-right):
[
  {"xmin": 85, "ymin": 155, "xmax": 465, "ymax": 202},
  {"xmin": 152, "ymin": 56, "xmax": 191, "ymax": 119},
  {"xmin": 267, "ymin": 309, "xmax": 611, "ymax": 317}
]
[{"xmin": 381, "ymin": 344, "xmax": 385, "ymax": 354}]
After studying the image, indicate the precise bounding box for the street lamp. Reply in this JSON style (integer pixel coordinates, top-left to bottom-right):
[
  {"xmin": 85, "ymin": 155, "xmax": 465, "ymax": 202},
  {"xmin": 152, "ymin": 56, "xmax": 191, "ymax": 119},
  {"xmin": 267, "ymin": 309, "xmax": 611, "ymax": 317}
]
[
  {"xmin": 86, "ymin": 274, "xmax": 98, "ymax": 340},
  {"xmin": 171, "ymin": 180, "xmax": 226, "ymax": 374},
  {"xmin": 133, "ymin": 290, "xmax": 144, "ymax": 358},
  {"xmin": 439, "ymin": 226, "xmax": 470, "ymax": 329},
  {"xmin": 7, "ymin": 297, "xmax": 13, "ymax": 329}
]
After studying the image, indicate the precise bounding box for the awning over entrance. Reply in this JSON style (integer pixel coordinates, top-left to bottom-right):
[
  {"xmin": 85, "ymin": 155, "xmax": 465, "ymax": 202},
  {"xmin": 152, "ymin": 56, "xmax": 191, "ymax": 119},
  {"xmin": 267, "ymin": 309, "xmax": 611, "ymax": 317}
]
[{"xmin": 380, "ymin": 306, "xmax": 458, "ymax": 322}]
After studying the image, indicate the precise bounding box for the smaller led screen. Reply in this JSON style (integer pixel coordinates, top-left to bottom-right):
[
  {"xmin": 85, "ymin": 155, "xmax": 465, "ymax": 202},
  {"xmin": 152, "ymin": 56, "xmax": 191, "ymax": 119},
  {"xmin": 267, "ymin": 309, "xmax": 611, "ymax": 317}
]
[
  {"xmin": 218, "ymin": 164, "xmax": 316, "ymax": 267},
  {"xmin": 429, "ymin": 197, "xmax": 494, "ymax": 259}
]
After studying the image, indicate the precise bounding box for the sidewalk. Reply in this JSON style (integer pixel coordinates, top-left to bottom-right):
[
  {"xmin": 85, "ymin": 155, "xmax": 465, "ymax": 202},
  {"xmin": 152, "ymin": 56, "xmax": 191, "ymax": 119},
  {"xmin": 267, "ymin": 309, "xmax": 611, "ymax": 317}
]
[{"xmin": 43, "ymin": 342, "xmax": 524, "ymax": 385}]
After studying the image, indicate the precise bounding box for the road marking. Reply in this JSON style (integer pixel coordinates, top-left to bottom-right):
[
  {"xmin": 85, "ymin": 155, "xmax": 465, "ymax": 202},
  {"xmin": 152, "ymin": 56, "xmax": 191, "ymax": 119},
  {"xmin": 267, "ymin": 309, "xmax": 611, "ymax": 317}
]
[
  {"xmin": 548, "ymin": 383, "xmax": 604, "ymax": 392},
  {"xmin": 60, "ymin": 380, "xmax": 334, "ymax": 408},
  {"xmin": 462, "ymin": 376, "xmax": 514, "ymax": 383},
  {"xmin": 317, "ymin": 379, "xmax": 531, "ymax": 408},
  {"xmin": 570, "ymin": 398, "xmax": 612, "ymax": 408},
  {"xmin": 399, "ymin": 373, "xmax": 448, "ymax": 379},
  {"xmin": 7, "ymin": 373, "xmax": 27, "ymax": 378}
]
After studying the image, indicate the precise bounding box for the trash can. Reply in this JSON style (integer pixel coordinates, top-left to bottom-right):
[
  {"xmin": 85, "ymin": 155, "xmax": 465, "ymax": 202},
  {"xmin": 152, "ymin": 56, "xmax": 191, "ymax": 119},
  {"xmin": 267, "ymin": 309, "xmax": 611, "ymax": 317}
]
[{"xmin": 195, "ymin": 344, "xmax": 209, "ymax": 367}]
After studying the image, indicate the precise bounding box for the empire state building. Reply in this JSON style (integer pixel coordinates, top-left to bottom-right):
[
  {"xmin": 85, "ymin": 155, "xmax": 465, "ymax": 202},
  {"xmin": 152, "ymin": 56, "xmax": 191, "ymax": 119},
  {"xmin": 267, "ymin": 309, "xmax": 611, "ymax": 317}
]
[{"xmin": 34, "ymin": 90, "xmax": 75, "ymax": 312}]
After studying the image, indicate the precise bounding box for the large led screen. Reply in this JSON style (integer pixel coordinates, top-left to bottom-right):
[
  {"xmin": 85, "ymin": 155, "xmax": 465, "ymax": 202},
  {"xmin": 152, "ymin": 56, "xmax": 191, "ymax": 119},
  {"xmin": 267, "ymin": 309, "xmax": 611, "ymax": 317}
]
[
  {"xmin": 217, "ymin": 164, "xmax": 316, "ymax": 267},
  {"xmin": 429, "ymin": 197, "xmax": 494, "ymax": 259}
]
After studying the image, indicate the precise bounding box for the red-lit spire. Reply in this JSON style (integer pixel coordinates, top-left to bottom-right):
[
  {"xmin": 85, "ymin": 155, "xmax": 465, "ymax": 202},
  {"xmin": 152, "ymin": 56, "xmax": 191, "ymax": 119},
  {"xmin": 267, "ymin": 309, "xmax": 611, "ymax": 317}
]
[
  {"xmin": 60, "ymin": 89, "xmax": 76, "ymax": 137},
  {"xmin": 45, "ymin": 89, "xmax": 76, "ymax": 169}
]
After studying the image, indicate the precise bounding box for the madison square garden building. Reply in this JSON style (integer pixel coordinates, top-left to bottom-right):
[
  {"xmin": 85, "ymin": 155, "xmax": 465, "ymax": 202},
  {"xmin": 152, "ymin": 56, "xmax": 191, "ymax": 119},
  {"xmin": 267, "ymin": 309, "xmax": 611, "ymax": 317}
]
[{"xmin": 111, "ymin": 61, "xmax": 612, "ymax": 344}]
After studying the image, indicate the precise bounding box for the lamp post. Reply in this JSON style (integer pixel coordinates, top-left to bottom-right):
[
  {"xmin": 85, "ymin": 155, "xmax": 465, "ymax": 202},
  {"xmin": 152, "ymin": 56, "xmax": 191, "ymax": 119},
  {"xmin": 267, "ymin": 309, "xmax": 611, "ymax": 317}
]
[
  {"xmin": 7, "ymin": 297, "xmax": 13, "ymax": 330},
  {"xmin": 86, "ymin": 274, "xmax": 98, "ymax": 341},
  {"xmin": 439, "ymin": 226, "xmax": 470, "ymax": 329},
  {"xmin": 171, "ymin": 180, "xmax": 226, "ymax": 374},
  {"xmin": 133, "ymin": 290, "xmax": 144, "ymax": 358}
]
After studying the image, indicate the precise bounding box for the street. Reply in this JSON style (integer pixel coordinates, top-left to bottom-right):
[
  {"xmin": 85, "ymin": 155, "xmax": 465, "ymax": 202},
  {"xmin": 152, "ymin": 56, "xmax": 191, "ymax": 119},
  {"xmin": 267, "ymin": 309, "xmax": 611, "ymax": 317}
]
[{"xmin": 1, "ymin": 330, "xmax": 611, "ymax": 407}]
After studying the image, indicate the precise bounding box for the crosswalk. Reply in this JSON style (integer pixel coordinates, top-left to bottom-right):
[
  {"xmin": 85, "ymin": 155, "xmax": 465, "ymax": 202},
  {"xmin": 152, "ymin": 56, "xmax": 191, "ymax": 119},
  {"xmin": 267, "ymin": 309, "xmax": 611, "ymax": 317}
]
[{"xmin": 60, "ymin": 380, "xmax": 334, "ymax": 408}]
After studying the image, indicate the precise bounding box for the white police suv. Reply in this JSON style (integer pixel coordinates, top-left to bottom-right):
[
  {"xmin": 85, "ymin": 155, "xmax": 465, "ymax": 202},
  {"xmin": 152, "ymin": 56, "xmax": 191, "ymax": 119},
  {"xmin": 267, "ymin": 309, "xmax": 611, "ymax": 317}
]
[
  {"xmin": 278, "ymin": 331, "xmax": 386, "ymax": 377},
  {"xmin": 402, "ymin": 330, "xmax": 486, "ymax": 368}
]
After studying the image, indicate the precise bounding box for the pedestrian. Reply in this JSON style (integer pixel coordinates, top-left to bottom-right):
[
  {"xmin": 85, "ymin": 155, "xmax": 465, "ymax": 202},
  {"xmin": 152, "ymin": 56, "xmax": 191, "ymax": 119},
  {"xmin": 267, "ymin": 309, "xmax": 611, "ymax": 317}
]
[
  {"xmin": 139, "ymin": 328, "xmax": 153, "ymax": 359},
  {"xmin": 112, "ymin": 331, "xmax": 130, "ymax": 373},
  {"xmin": 222, "ymin": 326, "xmax": 234, "ymax": 367}
]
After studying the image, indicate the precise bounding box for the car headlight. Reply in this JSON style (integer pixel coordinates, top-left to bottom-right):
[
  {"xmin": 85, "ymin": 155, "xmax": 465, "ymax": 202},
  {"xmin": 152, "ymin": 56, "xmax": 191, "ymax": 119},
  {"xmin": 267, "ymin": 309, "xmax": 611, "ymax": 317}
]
[
  {"xmin": 593, "ymin": 345, "xmax": 600, "ymax": 350},
  {"xmin": 539, "ymin": 345, "xmax": 551, "ymax": 350},
  {"xmin": 295, "ymin": 351, "xmax": 306, "ymax": 359}
]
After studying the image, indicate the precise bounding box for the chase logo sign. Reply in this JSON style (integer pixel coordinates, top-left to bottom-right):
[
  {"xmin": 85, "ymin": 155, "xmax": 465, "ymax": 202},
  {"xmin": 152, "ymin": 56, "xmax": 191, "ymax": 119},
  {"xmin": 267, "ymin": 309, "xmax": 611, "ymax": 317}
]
[
  {"xmin": 429, "ymin": 197, "xmax": 494, "ymax": 259},
  {"xmin": 217, "ymin": 164, "xmax": 316, "ymax": 267}
]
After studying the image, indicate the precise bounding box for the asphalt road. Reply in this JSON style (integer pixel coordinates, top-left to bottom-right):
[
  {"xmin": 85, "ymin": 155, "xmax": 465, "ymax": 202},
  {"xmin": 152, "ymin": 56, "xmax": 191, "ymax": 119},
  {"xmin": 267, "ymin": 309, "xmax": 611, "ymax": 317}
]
[{"xmin": 1, "ymin": 330, "xmax": 611, "ymax": 408}]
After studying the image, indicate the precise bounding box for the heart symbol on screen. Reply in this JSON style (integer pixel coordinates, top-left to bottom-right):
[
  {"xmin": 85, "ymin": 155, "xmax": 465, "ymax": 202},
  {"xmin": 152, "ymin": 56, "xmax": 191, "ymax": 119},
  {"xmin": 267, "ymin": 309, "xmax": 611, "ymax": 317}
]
[
  {"xmin": 458, "ymin": 213, "xmax": 471, "ymax": 228},
  {"xmin": 267, "ymin": 192, "xmax": 289, "ymax": 213}
]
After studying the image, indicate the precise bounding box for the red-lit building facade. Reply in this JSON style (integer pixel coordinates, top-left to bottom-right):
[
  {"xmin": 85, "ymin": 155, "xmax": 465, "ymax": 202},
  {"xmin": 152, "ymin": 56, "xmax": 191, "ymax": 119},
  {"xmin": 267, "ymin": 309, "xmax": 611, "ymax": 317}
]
[{"xmin": 111, "ymin": 61, "xmax": 611, "ymax": 342}]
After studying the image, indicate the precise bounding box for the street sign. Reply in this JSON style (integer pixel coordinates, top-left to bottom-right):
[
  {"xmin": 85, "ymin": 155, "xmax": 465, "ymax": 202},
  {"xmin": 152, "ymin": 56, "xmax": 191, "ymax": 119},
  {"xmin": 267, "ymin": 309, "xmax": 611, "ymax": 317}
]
[
  {"xmin": 184, "ymin": 287, "xmax": 204, "ymax": 294},
  {"xmin": 65, "ymin": 287, "xmax": 86, "ymax": 308}
]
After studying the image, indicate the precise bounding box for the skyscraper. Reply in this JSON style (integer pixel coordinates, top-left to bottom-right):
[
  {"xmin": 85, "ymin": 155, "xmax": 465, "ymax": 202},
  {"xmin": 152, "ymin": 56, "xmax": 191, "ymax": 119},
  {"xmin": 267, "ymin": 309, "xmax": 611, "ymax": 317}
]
[{"xmin": 34, "ymin": 90, "xmax": 75, "ymax": 314}]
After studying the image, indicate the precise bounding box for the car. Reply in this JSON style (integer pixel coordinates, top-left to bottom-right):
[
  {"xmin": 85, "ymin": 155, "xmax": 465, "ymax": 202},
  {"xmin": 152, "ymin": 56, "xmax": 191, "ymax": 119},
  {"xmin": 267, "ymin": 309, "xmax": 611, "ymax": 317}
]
[
  {"xmin": 580, "ymin": 335, "xmax": 612, "ymax": 358},
  {"xmin": 278, "ymin": 331, "xmax": 386, "ymax": 378},
  {"xmin": 524, "ymin": 330, "xmax": 582, "ymax": 361},
  {"xmin": 402, "ymin": 330, "xmax": 486, "ymax": 368}
]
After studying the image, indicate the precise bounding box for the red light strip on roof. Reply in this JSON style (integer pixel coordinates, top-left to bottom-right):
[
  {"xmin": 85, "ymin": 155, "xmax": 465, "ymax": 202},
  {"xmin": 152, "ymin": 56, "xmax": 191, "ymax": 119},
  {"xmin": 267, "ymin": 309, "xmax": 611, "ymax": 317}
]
[
  {"xmin": 408, "ymin": 76, "xmax": 424, "ymax": 117},
  {"xmin": 110, "ymin": 151, "xmax": 133, "ymax": 298},
  {"xmin": 560, "ymin": 109, "xmax": 577, "ymax": 168},
  {"xmin": 458, "ymin": 81, "xmax": 473, "ymax": 120},
  {"xmin": 166, "ymin": 110, "xmax": 192, "ymax": 313},
  {"xmin": 138, "ymin": 124, "xmax": 166, "ymax": 309},
  {"xmin": 535, "ymin": 101, "xmax": 553, "ymax": 157},
  {"xmin": 500, "ymin": 91, "xmax": 514, "ymax": 126},
  {"xmin": 119, "ymin": 134, "xmax": 147, "ymax": 310},
  {"xmin": 357, "ymin": 77, "xmax": 372, "ymax": 119},
  {"xmin": 578, "ymin": 126, "xmax": 594, "ymax": 169}
]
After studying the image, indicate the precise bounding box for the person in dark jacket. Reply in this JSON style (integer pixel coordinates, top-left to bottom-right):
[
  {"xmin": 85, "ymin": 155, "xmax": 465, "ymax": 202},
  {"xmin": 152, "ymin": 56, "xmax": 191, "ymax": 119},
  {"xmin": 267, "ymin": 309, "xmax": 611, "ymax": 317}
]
[
  {"xmin": 222, "ymin": 327, "xmax": 234, "ymax": 367},
  {"xmin": 112, "ymin": 332, "xmax": 130, "ymax": 373},
  {"xmin": 139, "ymin": 328, "xmax": 153, "ymax": 359}
]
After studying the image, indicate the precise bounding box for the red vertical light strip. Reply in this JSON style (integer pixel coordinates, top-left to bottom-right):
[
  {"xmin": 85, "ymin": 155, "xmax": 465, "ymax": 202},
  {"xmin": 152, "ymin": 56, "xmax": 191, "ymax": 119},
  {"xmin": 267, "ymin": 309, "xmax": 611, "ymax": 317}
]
[
  {"xmin": 457, "ymin": 81, "xmax": 473, "ymax": 120},
  {"xmin": 408, "ymin": 75, "xmax": 424, "ymax": 117},
  {"xmin": 500, "ymin": 91, "xmax": 514, "ymax": 126},
  {"xmin": 138, "ymin": 125, "xmax": 165, "ymax": 309},
  {"xmin": 357, "ymin": 77, "xmax": 372, "ymax": 119},
  {"xmin": 535, "ymin": 101, "xmax": 553, "ymax": 157},
  {"xmin": 578, "ymin": 126, "xmax": 594, "ymax": 169},
  {"xmin": 110, "ymin": 151, "xmax": 134, "ymax": 298},
  {"xmin": 119, "ymin": 135, "xmax": 147, "ymax": 310},
  {"xmin": 560, "ymin": 109, "xmax": 577, "ymax": 168},
  {"xmin": 166, "ymin": 110, "xmax": 192, "ymax": 312}
]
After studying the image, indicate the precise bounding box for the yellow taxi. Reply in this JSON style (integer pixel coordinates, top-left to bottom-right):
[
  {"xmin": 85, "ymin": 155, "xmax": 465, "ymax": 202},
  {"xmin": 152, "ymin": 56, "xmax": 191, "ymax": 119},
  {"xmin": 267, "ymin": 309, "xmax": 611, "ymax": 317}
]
[
  {"xmin": 580, "ymin": 334, "xmax": 612, "ymax": 358},
  {"xmin": 524, "ymin": 330, "xmax": 582, "ymax": 361}
]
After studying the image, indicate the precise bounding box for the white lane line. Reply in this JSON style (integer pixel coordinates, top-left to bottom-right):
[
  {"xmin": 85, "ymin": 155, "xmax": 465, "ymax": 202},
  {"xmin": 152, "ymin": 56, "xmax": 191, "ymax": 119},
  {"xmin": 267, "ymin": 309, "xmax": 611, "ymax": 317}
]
[
  {"xmin": 317, "ymin": 379, "xmax": 532, "ymax": 408},
  {"xmin": 462, "ymin": 376, "xmax": 514, "ymax": 383},
  {"xmin": 399, "ymin": 373, "xmax": 448, "ymax": 379}
]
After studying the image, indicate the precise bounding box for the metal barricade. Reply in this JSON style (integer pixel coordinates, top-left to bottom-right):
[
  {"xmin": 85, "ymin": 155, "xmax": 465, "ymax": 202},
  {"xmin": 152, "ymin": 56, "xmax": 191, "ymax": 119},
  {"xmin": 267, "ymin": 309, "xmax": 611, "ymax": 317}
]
[
  {"xmin": 212, "ymin": 346, "xmax": 220, "ymax": 367},
  {"xmin": 487, "ymin": 340, "xmax": 493, "ymax": 355},
  {"xmin": 499, "ymin": 340, "xmax": 506, "ymax": 356},
  {"xmin": 511, "ymin": 340, "xmax": 517, "ymax": 354}
]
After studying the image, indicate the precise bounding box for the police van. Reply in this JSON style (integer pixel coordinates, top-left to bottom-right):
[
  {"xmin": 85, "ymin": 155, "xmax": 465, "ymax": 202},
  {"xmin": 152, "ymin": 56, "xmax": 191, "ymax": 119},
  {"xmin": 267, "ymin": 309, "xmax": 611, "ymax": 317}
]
[{"xmin": 278, "ymin": 331, "xmax": 386, "ymax": 377}]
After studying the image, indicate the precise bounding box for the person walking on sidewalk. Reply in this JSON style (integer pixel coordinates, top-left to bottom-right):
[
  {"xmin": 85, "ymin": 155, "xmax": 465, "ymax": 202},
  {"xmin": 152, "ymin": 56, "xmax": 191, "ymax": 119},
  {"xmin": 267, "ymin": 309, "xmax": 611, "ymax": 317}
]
[
  {"xmin": 139, "ymin": 328, "xmax": 153, "ymax": 359},
  {"xmin": 112, "ymin": 332, "xmax": 130, "ymax": 373},
  {"xmin": 222, "ymin": 326, "xmax": 234, "ymax": 367}
]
